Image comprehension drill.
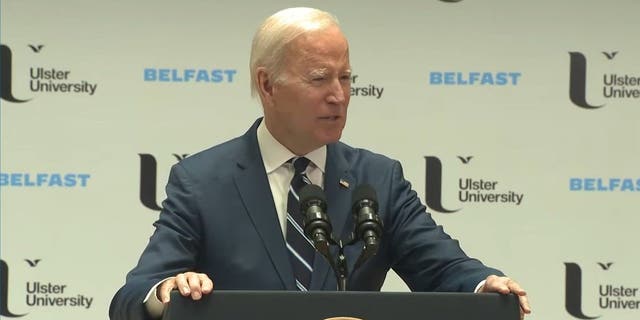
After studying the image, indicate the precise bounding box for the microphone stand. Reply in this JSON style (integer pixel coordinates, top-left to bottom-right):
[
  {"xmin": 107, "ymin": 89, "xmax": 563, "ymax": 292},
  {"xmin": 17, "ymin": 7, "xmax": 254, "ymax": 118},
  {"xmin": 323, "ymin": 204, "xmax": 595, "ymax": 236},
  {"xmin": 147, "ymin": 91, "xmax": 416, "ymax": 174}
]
[
  {"xmin": 317, "ymin": 237, "xmax": 349, "ymax": 291},
  {"xmin": 318, "ymin": 234, "xmax": 378, "ymax": 291},
  {"xmin": 336, "ymin": 242, "xmax": 348, "ymax": 291}
]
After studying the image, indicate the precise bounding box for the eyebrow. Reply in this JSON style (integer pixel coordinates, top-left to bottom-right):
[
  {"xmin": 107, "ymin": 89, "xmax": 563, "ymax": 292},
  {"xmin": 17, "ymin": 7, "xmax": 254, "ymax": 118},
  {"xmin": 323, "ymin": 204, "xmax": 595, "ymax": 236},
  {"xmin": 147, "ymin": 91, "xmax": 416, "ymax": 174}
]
[
  {"xmin": 308, "ymin": 68, "xmax": 329, "ymax": 78},
  {"xmin": 308, "ymin": 68, "xmax": 352, "ymax": 78}
]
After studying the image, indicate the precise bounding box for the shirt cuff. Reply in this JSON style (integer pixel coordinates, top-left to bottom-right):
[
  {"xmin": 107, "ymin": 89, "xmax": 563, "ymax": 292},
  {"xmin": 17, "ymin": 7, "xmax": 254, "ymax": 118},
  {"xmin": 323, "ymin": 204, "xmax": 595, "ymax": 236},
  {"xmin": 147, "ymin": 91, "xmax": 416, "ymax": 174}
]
[
  {"xmin": 144, "ymin": 277, "xmax": 174, "ymax": 319},
  {"xmin": 474, "ymin": 280, "xmax": 487, "ymax": 293}
]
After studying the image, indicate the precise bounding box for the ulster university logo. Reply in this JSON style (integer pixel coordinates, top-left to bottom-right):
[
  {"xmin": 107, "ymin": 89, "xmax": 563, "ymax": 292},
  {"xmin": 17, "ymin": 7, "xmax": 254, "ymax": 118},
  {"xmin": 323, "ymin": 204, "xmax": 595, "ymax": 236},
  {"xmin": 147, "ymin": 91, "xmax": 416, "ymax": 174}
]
[
  {"xmin": 424, "ymin": 156, "xmax": 524, "ymax": 214},
  {"xmin": 565, "ymin": 262, "xmax": 601, "ymax": 319},
  {"xmin": 424, "ymin": 156, "xmax": 461, "ymax": 213},
  {"xmin": 1, "ymin": 45, "xmax": 31, "ymax": 103},
  {"xmin": 1, "ymin": 43, "xmax": 98, "ymax": 102},
  {"xmin": 139, "ymin": 153, "xmax": 188, "ymax": 211},
  {"xmin": 568, "ymin": 52, "xmax": 604, "ymax": 109},
  {"xmin": 1, "ymin": 260, "xmax": 27, "ymax": 317},
  {"xmin": 565, "ymin": 262, "xmax": 640, "ymax": 319},
  {"xmin": 1, "ymin": 259, "xmax": 95, "ymax": 315},
  {"xmin": 568, "ymin": 51, "xmax": 640, "ymax": 109}
]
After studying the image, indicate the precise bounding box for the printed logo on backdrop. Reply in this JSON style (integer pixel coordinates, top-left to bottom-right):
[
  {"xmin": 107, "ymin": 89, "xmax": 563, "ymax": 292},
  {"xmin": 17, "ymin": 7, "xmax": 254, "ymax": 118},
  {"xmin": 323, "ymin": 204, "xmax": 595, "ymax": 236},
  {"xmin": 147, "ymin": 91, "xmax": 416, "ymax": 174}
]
[
  {"xmin": 139, "ymin": 153, "xmax": 189, "ymax": 211},
  {"xmin": 565, "ymin": 262, "xmax": 640, "ymax": 319},
  {"xmin": 424, "ymin": 156, "xmax": 524, "ymax": 214},
  {"xmin": 1, "ymin": 45, "xmax": 30, "ymax": 102},
  {"xmin": 0, "ymin": 44, "xmax": 98, "ymax": 103},
  {"xmin": 0, "ymin": 172, "xmax": 91, "ymax": 187},
  {"xmin": 143, "ymin": 68, "xmax": 237, "ymax": 83},
  {"xmin": 1, "ymin": 260, "xmax": 26, "ymax": 317},
  {"xmin": 350, "ymin": 74, "xmax": 384, "ymax": 99},
  {"xmin": 1, "ymin": 259, "xmax": 94, "ymax": 318},
  {"xmin": 569, "ymin": 51, "xmax": 640, "ymax": 109},
  {"xmin": 428, "ymin": 71, "xmax": 522, "ymax": 86},
  {"xmin": 569, "ymin": 177, "xmax": 640, "ymax": 192}
]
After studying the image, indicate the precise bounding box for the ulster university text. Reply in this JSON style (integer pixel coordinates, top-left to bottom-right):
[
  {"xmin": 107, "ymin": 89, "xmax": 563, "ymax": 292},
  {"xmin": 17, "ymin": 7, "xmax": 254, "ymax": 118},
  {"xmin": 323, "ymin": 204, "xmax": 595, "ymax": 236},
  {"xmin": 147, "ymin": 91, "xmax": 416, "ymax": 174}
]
[
  {"xmin": 458, "ymin": 178, "xmax": 524, "ymax": 205},
  {"xmin": 30, "ymin": 68, "xmax": 98, "ymax": 95}
]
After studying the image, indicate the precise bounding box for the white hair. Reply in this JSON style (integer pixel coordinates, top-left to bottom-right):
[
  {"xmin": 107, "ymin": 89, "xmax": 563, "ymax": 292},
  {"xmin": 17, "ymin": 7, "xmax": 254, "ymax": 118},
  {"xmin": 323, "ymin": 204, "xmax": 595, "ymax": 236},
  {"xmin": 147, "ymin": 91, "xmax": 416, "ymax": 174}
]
[{"xmin": 249, "ymin": 7, "xmax": 340, "ymax": 98}]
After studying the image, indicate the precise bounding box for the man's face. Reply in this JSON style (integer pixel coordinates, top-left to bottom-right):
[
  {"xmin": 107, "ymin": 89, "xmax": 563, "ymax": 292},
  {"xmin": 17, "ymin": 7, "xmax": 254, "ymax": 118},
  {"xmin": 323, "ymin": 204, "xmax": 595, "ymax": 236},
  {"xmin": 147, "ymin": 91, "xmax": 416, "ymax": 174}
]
[{"xmin": 263, "ymin": 26, "xmax": 351, "ymax": 155}]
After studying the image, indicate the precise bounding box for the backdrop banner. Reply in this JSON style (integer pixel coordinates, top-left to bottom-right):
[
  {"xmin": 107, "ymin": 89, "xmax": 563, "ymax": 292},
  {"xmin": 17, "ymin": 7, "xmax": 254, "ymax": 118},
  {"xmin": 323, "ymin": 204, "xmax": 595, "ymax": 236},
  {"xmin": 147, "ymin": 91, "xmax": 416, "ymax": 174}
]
[{"xmin": 1, "ymin": 1, "xmax": 638, "ymax": 320}]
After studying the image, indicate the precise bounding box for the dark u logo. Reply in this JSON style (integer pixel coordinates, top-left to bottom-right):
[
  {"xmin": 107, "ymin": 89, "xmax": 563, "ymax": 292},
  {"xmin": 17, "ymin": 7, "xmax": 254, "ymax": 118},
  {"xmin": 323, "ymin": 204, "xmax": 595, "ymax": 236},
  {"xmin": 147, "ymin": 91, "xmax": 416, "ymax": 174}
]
[
  {"xmin": 424, "ymin": 156, "xmax": 460, "ymax": 213},
  {"xmin": 0, "ymin": 45, "xmax": 30, "ymax": 103},
  {"xmin": 568, "ymin": 52, "xmax": 604, "ymax": 109},
  {"xmin": 0, "ymin": 260, "xmax": 27, "ymax": 317},
  {"xmin": 565, "ymin": 262, "xmax": 600, "ymax": 319},
  {"xmin": 139, "ymin": 154, "xmax": 188, "ymax": 211}
]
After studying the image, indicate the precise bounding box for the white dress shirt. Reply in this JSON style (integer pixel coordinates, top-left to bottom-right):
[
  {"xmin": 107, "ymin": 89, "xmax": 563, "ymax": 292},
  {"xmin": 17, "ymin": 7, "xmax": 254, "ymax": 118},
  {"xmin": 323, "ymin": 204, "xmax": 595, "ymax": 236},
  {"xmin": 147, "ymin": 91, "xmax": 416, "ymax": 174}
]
[{"xmin": 256, "ymin": 120, "xmax": 326, "ymax": 236}]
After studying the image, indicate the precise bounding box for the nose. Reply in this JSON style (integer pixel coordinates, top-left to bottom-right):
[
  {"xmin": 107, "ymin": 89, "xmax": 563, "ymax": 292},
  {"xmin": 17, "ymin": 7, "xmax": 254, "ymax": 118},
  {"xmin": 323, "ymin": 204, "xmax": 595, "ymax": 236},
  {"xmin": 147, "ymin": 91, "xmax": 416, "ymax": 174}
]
[{"xmin": 327, "ymin": 78, "xmax": 348, "ymax": 104}]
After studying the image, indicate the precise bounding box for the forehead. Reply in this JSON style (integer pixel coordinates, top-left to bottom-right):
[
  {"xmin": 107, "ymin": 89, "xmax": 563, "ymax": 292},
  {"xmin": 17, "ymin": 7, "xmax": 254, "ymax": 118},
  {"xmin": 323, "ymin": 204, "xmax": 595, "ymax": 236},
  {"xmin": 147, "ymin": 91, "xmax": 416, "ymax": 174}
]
[{"xmin": 286, "ymin": 27, "xmax": 350, "ymax": 69}]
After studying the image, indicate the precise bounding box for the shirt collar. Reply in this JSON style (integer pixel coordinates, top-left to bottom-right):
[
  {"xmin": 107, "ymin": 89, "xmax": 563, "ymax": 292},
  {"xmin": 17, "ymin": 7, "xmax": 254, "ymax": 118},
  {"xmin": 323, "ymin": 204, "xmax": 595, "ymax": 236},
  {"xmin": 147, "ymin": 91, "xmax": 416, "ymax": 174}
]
[{"xmin": 257, "ymin": 119, "xmax": 326, "ymax": 174}]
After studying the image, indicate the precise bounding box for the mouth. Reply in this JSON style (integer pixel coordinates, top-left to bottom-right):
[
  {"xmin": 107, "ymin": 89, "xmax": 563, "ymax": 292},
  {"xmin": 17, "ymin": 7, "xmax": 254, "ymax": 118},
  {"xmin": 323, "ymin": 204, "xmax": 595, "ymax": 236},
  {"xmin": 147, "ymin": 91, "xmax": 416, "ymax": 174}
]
[{"xmin": 318, "ymin": 116, "xmax": 341, "ymax": 121}]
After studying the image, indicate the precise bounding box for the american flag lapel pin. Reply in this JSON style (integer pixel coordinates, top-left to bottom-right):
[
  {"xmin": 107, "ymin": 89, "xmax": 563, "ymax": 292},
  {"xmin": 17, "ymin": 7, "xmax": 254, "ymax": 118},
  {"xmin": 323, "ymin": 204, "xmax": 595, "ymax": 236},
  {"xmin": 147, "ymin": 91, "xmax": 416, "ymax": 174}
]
[{"xmin": 339, "ymin": 179, "xmax": 350, "ymax": 188}]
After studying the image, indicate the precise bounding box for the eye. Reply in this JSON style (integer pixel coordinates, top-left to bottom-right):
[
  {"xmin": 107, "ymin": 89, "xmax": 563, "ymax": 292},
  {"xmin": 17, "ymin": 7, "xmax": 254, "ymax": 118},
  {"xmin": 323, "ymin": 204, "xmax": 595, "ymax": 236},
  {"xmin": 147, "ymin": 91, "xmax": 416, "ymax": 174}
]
[{"xmin": 340, "ymin": 75, "xmax": 351, "ymax": 82}]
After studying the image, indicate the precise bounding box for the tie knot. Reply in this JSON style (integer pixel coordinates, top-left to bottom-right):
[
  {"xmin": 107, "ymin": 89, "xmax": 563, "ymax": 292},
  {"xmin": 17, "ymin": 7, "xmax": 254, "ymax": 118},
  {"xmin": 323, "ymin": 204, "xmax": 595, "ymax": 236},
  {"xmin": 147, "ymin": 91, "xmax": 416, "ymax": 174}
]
[{"xmin": 289, "ymin": 157, "xmax": 310, "ymax": 175}]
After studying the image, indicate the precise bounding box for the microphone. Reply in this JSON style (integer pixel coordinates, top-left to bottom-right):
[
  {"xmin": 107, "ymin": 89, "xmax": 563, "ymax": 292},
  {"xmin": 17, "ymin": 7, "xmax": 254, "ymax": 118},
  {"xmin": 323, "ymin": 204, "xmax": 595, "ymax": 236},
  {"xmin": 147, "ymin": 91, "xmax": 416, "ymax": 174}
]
[
  {"xmin": 299, "ymin": 184, "xmax": 333, "ymax": 256},
  {"xmin": 351, "ymin": 184, "xmax": 383, "ymax": 259}
]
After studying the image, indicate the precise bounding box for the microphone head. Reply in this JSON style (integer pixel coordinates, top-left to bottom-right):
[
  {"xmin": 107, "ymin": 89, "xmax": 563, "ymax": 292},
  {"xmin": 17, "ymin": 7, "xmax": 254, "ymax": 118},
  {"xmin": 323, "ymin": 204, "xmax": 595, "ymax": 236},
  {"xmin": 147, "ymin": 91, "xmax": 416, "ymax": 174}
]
[
  {"xmin": 299, "ymin": 184, "xmax": 327, "ymax": 211},
  {"xmin": 351, "ymin": 184, "xmax": 378, "ymax": 210}
]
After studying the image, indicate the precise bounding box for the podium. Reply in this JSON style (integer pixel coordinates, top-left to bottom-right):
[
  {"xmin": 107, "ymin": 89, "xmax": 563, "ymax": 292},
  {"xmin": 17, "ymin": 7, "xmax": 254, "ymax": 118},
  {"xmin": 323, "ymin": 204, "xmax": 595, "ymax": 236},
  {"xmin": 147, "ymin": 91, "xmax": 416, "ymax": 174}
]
[{"xmin": 163, "ymin": 290, "xmax": 520, "ymax": 320}]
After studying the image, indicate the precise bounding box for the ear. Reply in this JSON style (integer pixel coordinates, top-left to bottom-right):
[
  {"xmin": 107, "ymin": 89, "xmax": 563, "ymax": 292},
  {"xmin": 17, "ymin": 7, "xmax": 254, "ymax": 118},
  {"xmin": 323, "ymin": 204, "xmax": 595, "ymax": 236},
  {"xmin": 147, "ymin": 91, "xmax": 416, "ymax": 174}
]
[{"xmin": 256, "ymin": 67, "xmax": 274, "ymax": 106}]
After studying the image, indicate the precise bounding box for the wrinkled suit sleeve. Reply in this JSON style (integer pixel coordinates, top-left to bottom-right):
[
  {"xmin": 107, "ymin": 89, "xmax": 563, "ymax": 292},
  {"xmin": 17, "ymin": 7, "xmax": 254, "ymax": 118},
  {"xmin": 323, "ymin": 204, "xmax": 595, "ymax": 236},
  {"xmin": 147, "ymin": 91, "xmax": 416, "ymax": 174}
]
[
  {"xmin": 109, "ymin": 163, "xmax": 203, "ymax": 320},
  {"xmin": 383, "ymin": 160, "xmax": 503, "ymax": 292}
]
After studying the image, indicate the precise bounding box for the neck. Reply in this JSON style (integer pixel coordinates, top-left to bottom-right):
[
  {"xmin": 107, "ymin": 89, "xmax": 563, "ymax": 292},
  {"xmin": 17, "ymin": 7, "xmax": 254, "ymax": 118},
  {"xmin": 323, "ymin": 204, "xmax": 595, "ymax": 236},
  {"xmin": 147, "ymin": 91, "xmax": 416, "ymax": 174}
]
[{"xmin": 263, "ymin": 117, "xmax": 317, "ymax": 156}]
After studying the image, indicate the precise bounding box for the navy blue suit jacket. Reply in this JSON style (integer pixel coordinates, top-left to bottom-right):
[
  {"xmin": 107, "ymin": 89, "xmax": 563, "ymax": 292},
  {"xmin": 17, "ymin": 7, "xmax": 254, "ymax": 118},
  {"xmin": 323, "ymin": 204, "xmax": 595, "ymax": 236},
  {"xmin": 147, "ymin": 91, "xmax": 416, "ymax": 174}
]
[{"xmin": 109, "ymin": 118, "xmax": 502, "ymax": 320}]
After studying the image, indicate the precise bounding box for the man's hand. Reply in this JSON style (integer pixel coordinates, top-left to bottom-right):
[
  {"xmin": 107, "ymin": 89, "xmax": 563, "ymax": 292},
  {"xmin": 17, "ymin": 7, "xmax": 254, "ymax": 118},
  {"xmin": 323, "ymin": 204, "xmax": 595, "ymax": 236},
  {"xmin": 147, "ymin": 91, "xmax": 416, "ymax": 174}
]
[
  {"xmin": 479, "ymin": 275, "xmax": 531, "ymax": 319},
  {"xmin": 157, "ymin": 272, "xmax": 214, "ymax": 303}
]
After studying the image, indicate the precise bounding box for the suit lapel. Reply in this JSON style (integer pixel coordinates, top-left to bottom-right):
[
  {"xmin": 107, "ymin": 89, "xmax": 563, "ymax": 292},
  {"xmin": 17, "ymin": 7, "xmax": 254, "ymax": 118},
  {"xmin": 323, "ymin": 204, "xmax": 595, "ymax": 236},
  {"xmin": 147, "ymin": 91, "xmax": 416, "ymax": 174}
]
[
  {"xmin": 233, "ymin": 119, "xmax": 295, "ymax": 290},
  {"xmin": 311, "ymin": 142, "xmax": 355, "ymax": 290}
]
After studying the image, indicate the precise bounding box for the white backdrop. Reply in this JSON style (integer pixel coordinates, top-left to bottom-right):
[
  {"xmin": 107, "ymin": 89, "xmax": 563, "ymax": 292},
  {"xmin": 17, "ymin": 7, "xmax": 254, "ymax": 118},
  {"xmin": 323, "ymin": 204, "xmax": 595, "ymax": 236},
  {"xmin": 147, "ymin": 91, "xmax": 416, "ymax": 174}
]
[{"xmin": 1, "ymin": 1, "xmax": 639, "ymax": 319}]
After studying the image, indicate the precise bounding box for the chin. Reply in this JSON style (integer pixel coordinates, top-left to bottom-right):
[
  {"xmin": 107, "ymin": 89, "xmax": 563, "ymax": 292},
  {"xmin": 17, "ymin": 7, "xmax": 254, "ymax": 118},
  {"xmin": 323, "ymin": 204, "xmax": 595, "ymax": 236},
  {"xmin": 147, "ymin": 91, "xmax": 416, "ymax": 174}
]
[{"xmin": 319, "ymin": 132, "xmax": 343, "ymax": 145}]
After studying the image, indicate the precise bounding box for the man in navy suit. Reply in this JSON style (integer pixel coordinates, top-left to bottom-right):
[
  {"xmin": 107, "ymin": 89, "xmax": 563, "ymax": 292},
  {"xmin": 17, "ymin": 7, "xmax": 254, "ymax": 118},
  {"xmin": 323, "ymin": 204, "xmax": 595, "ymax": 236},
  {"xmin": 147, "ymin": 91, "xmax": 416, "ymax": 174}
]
[{"xmin": 110, "ymin": 7, "xmax": 531, "ymax": 320}]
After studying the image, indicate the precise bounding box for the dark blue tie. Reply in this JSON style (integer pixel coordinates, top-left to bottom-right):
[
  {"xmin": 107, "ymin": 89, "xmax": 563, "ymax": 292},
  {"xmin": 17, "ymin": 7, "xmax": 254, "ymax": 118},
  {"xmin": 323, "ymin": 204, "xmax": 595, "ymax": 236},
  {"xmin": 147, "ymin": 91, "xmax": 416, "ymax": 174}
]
[{"xmin": 286, "ymin": 156, "xmax": 315, "ymax": 291}]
